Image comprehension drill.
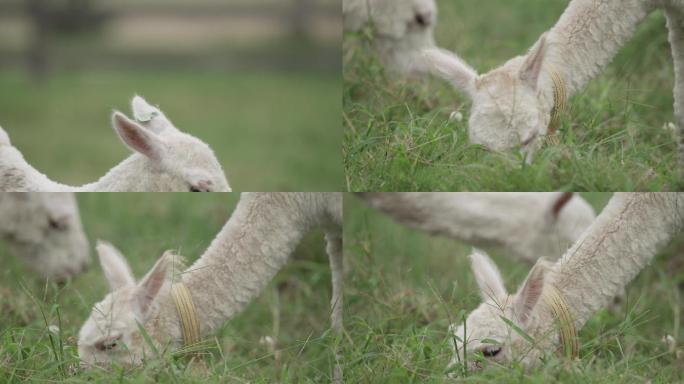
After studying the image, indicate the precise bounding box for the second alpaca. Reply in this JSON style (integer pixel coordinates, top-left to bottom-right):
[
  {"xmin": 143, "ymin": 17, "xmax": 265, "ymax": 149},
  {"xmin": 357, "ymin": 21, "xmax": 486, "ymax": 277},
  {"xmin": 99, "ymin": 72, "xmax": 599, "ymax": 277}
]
[{"xmin": 0, "ymin": 96, "xmax": 230, "ymax": 192}]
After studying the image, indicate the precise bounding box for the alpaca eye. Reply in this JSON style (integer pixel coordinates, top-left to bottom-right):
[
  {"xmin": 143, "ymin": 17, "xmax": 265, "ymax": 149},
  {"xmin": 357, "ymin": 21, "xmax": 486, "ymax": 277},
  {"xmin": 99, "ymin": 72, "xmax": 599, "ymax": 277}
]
[
  {"xmin": 481, "ymin": 345, "xmax": 502, "ymax": 358},
  {"xmin": 415, "ymin": 13, "xmax": 427, "ymax": 26},
  {"xmin": 48, "ymin": 217, "xmax": 68, "ymax": 230},
  {"xmin": 95, "ymin": 335, "xmax": 121, "ymax": 351}
]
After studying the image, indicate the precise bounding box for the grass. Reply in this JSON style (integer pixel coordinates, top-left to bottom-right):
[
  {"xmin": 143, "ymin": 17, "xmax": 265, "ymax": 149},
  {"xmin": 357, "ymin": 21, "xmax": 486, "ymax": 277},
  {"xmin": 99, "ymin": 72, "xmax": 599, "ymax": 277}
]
[
  {"xmin": 0, "ymin": 194, "xmax": 338, "ymax": 382},
  {"xmin": 342, "ymin": 193, "xmax": 683, "ymax": 382},
  {"xmin": 0, "ymin": 194, "xmax": 682, "ymax": 382},
  {"xmin": 0, "ymin": 69, "xmax": 342, "ymax": 191},
  {"xmin": 343, "ymin": 0, "xmax": 681, "ymax": 191}
]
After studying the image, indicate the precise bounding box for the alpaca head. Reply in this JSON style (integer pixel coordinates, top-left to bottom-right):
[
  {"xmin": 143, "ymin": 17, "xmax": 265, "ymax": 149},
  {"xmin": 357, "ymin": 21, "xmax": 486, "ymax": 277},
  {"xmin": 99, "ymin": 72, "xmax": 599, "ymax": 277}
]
[
  {"xmin": 448, "ymin": 250, "xmax": 548, "ymax": 372},
  {"xmin": 78, "ymin": 242, "xmax": 182, "ymax": 368},
  {"xmin": 0, "ymin": 193, "xmax": 90, "ymax": 281},
  {"xmin": 110, "ymin": 96, "xmax": 231, "ymax": 192},
  {"xmin": 345, "ymin": 0, "xmax": 437, "ymax": 38},
  {"xmin": 345, "ymin": 0, "xmax": 437, "ymax": 74},
  {"xmin": 423, "ymin": 36, "xmax": 553, "ymax": 160},
  {"xmin": 376, "ymin": 0, "xmax": 437, "ymax": 39}
]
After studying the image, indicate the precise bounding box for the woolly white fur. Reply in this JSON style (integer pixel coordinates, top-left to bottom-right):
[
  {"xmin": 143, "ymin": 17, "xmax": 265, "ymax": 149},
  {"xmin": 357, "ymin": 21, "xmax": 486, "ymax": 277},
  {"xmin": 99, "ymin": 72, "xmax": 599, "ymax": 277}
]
[
  {"xmin": 358, "ymin": 192, "xmax": 596, "ymax": 263},
  {"xmin": 423, "ymin": 0, "xmax": 684, "ymax": 161},
  {"xmin": 77, "ymin": 193, "xmax": 342, "ymax": 370},
  {"xmin": 0, "ymin": 193, "xmax": 89, "ymax": 280},
  {"xmin": 449, "ymin": 193, "xmax": 684, "ymax": 371},
  {"xmin": 0, "ymin": 96, "xmax": 230, "ymax": 192}
]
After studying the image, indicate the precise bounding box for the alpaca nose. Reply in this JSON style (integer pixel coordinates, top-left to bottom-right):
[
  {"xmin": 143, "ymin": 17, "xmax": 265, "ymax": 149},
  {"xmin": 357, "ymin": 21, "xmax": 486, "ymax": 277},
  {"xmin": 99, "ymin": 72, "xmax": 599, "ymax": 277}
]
[{"xmin": 415, "ymin": 11, "xmax": 432, "ymax": 27}]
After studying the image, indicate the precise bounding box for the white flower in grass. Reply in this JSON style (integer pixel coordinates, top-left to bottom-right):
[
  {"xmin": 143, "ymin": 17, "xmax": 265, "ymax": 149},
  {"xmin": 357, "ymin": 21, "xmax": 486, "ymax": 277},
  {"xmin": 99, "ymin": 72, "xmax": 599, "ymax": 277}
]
[{"xmin": 449, "ymin": 111, "xmax": 463, "ymax": 123}]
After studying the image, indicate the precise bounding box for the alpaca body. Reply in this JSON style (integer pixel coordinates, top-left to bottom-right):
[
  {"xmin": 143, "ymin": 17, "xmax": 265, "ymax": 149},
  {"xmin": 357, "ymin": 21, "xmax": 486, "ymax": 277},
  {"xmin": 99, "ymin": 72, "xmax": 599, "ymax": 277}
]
[
  {"xmin": 424, "ymin": 0, "xmax": 681, "ymax": 160},
  {"xmin": 0, "ymin": 96, "xmax": 230, "ymax": 192},
  {"xmin": 0, "ymin": 192, "xmax": 89, "ymax": 280},
  {"xmin": 78, "ymin": 192, "xmax": 342, "ymax": 367},
  {"xmin": 449, "ymin": 193, "xmax": 683, "ymax": 370},
  {"xmin": 344, "ymin": 0, "xmax": 437, "ymax": 75},
  {"xmin": 358, "ymin": 192, "xmax": 596, "ymax": 263}
]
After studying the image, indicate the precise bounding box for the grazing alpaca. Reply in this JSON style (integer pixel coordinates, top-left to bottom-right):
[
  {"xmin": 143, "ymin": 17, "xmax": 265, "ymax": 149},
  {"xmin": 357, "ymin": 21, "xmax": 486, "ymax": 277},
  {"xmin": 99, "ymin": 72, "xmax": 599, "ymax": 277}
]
[
  {"xmin": 448, "ymin": 193, "xmax": 683, "ymax": 371},
  {"xmin": 357, "ymin": 192, "xmax": 596, "ymax": 263},
  {"xmin": 344, "ymin": 0, "xmax": 438, "ymax": 75},
  {"xmin": 0, "ymin": 193, "xmax": 89, "ymax": 281},
  {"xmin": 77, "ymin": 193, "xmax": 342, "ymax": 377},
  {"xmin": 0, "ymin": 96, "xmax": 231, "ymax": 192},
  {"xmin": 423, "ymin": 0, "xmax": 682, "ymax": 162}
]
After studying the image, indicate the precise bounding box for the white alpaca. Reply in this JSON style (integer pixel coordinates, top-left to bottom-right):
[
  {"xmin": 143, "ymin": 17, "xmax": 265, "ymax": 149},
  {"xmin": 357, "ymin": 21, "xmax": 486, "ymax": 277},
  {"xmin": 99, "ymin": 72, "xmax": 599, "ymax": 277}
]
[
  {"xmin": 77, "ymin": 193, "xmax": 343, "ymax": 375},
  {"xmin": 344, "ymin": 0, "xmax": 438, "ymax": 75},
  {"xmin": 0, "ymin": 193, "xmax": 89, "ymax": 281},
  {"xmin": 448, "ymin": 193, "xmax": 683, "ymax": 371},
  {"xmin": 423, "ymin": 0, "xmax": 684, "ymax": 162},
  {"xmin": 358, "ymin": 192, "xmax": 596, "ymax": 263},
  {"xmin": 0, "ymin": 96, "xmax": 231, "ymax": 192}
]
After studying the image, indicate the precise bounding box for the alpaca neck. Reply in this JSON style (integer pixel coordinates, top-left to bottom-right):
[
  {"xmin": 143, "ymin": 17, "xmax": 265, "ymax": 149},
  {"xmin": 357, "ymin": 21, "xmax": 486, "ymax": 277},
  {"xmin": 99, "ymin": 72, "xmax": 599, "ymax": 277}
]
[
  {"xmin": 545, "ymin": 0, "xmax": 654, "ymax": 95},
  {"xmin": 78, "ymin": 155, "xmax": 155, "ymax": 192},
  {"xmin": 1, "ymin": 144, "xmax": 153, "ymax": 192},
  {"xmin": 543, "ymin": 193, "xmax": 683, "ymax": 330},
  {"xmin": 177, "ymin": 193, "xmax": 334, "ymax": 334},
  {"xmin": 0, "ymin": 145, "xmax": 71, "ymax": 191}
]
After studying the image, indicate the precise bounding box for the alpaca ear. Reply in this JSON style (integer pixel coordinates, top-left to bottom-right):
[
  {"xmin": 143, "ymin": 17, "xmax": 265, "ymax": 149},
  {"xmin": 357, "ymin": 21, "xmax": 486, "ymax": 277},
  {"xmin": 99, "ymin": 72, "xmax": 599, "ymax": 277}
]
[
  {"xmin": 422, "ymin": 48, "xmax": 478, "ymax": 98},
  {"xmin": 111, "ymin": 111, "xmax": 165, "ymax": 160},
  {"xmin": 131, "ymin": 95, "xmax": 160, "ymax": 122},
  {"xmin": 469, "ymin": 249, "xmax": 507, "ymax": 301},
  {"xmin": 96, "ymin": 240, "xmax": 135, "ymax": 291},
  {"xmin": 131, "ymin": 95, "xmax": 173, "ymax": 133},
  {"xmin": 133, "ymin": 251, "xmax": 176, "ymax": 320},
  {"xmin": 513, "ymin": 260, "xmax": 547, "ymax": 323},
  {"xmin": 519, "ymin": 34, "xmax": 548, "ymax": 90}
]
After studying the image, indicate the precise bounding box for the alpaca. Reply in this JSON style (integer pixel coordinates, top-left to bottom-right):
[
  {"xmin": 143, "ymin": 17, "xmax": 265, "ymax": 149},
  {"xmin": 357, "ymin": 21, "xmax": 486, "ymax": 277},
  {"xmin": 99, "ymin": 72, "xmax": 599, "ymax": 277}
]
[
  {"xmin": 448, "ymin": 193, "xmax": 683, "ymax": 371},
  {"xmin": 357, "ymin": 192, "xmax": 596, "ymax": 263},
  {"xmin": 0, "ymin": 193, "xmax": 89, "ymax": 281},
  {"xmin": 344, "ymin": 0, "xmax": 438, "ymax": 75},
  {"xmin": 77, "ymin": 193, "xmax": 343, "ymax": 376},
  {"xmin": 422, "ymin": 0, "xmax": 682, "ymax": 162},
  {"xmin": 0, "ymin": 96, "xmax": 231, "ymax": 192}
]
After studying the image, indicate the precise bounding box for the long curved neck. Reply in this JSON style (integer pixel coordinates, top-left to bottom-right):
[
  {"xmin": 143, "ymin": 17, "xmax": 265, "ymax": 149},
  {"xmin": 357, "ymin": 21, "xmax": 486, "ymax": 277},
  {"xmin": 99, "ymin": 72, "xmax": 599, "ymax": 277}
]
[
  {"xmin": 1, "ymin": 143, "xmax": 152, "ymax": 192},
  {"xmin": 545, "ymin": 193, "xmax": 683, "ymax": 329},
  {"xmin": 178, "ymin": 193, "xmax": 335, "ymax": 333},
  {"xmin": 544, "ymin": 0, "xmax": 654, "ymax": 95},
  {"xmin": 0, "ymin": 145, "xmax": 72, "ymax": 191}
]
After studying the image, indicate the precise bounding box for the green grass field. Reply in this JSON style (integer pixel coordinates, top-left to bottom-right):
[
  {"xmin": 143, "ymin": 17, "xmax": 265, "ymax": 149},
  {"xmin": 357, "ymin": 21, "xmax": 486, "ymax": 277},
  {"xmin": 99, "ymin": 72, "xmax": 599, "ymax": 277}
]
[
  {"xmin": 0, "ymin": 69, "xmax": 342, "ymax": 191},
  {"xmin": 0, "ymin": 194, "xmax": 338, "ymax": 382},
  {"xmin": 343, "ymin": 0, "xmax": 680, "ymax": 191},
  {"xmin": 342, "ymin": 193, "xmax": 683, "ymax": 382},
  {"xmin": 0, "ymin": 194, "xmax": 682, "ymax": 382}
]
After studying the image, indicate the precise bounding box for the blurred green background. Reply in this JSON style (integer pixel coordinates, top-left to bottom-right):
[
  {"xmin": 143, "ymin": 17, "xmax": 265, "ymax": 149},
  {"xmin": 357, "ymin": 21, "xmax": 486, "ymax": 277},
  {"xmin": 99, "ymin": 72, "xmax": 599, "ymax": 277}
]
[{"xmin": 0, "ymin": 0, "xmax": 342, "ymax": 191}]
